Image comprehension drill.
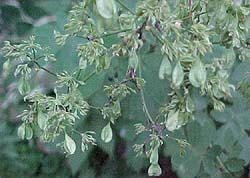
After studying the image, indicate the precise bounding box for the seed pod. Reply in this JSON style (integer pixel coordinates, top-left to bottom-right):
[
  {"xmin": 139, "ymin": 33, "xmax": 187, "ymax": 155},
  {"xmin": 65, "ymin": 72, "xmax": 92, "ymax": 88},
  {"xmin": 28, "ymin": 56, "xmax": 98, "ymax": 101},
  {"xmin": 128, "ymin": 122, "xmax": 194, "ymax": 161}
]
[
  {"xmin": 150, "ymin": 146, "xmax": 159, "ymax": 164},
  {"xmin": 148, "ymin": 163, "xmax": 162, "ymax": 176}
]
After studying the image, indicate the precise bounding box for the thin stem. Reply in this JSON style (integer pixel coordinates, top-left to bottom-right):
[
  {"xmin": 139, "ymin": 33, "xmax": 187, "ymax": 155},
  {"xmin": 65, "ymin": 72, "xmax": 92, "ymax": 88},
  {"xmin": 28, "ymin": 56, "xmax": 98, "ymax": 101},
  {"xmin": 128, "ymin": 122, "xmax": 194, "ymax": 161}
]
[
  {"xmin": 32, "ymin": 60, "xmax": 57, "ymax": 77},
  {"xmin": 98, "ymin": 28, "xmax": 133, "ymax": 38},
  {"xmin": 89, "ymin": 105, "xmax": 102, "ymax": 111},
  {"xmin": 115, "ymin": 0, "xmax": 135, "ymax": 15},
  {"xmin": 82, "ymin": 71, "xmax": 96, "ymax": 83},
  {"xmin": 72, "ymin": 129, "xmax": 82, "ymax": 135},
  {"xmin": 35, "ymin": 55, "xmax": 45, "ymax": 61},
  {"xmin": 150, "ymin": 29, "xmax": 165, "ymax": 45},
  {"xmin": 138, "ymin": 54, "xmax": 155, "ymax": 124},
  {"xmin": 216, "ymin": 156, "xmax": 234, "ymax": 176},
  {"xmin": 181, "ymin": 11, "xmax": 208, "ymax": 21},
  {"xmin": 76, "ymin": 69, "xmax": 82, "ymax": 80}
]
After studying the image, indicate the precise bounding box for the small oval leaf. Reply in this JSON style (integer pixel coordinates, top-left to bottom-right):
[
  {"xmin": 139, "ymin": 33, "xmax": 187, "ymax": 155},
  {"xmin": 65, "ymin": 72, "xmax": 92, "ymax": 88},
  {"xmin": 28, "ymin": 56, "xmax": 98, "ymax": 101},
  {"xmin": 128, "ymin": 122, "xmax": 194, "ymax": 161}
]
[
  {"xmin": 128, "ymin": 50, "xmax": 139, "ymax": 70},
  {"xmin": 189, "ymin": 60, "xmax": 206, "ymax": 87},
  {"xmin": 172, "ymin": 61, "xmax": 184, "ymax": 87},
  {"xmin": 186, "ymin": 96, "xmax": 195, "ymax": 113},
  {"xmin": 25, "ymin": 124, "xmax": 33, "ymax": 140},
  {"xmin": 17, "ymin": 123, "xmax": 26, "ymax": 140},
  {"xmin": 159, "ymin": 56, "xmax": 172, "ymax": 79},
  {"xmin": 101, "ymin": 122, "xmax": 113, "ymax": 143},
  {"xmin": 37, "ymin": 110, "xmax": 47, "ymax": 130},
  {"xmin": 96, "ymin": 0, "xmax": 117, "ymax": 19},
  {"xmin": 165, "ymin": 110, "xmax": 180, "ymax": 132},
  {"xmin": 64, "ymin": 133, "xmax": 76, "ymax": 155},
  {"xmin": 18, "ymin": 77, "xmax": 30, "ymax": 95}
]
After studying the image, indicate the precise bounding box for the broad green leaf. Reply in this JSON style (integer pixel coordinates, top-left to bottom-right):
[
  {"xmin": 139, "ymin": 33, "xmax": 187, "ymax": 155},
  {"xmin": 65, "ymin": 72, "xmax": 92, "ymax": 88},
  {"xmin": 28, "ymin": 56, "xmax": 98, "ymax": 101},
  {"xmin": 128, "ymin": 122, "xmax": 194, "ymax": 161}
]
[
  {"xmin": 172, "ymin": 61, "xmax": 184, "ymax": 87},
  {"xmin": 64, "ymin": 132, "xmax": 76, "ymax": 155},
  {"xmin": 148, "ymin": 163, "xmax": 162, "ymax": 176},
  {"xmin": 165, "ymin": 110, "xmax": 180, "ymax": 131},
  {"xmin": 159, "ymin": 55, "xmax": 172, "ymax": 79},
  {"xmin": 96, "ymin": 0, "xmax": 117, "ymax": 19},
  {"xmin": 225, "ymin": 158, "xmax": 245, "ymax": 172},
  {"xmin": 101, "ymin": 122, "xmax": 113, "ymax": 143},
  {"xmin": 171, "ymin": 147, "xmax": 202, "ymax": 178},
  {"xmin": 37, "ymin": 110, "xmax": 47, "ymax": 130},
  {"xmin": 189, "ymin": 60, "xmax": 206, "ymax": 88},
  {"xmin": 150, "ymin": 147, "xmax": 159, "ymax": 164}
]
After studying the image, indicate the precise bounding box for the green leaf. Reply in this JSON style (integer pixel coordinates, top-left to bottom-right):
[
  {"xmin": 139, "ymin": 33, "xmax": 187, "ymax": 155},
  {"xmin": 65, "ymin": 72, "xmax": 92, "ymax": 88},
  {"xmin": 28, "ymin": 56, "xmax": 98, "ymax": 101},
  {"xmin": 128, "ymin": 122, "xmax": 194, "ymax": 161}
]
[
  {"xmin": 186, "ymin": 96, "xmax": 195, "ymax": 113},
  {"xmin": 64, "ymin": 132, "xmax": 76, "ymax": 155},
  {"xmin": 37, "ymin": 110, "xmax": 47, "ymax": 130},
  {"xmin": 96, "ymin": 0, "xmax": 117, "ymax": 19},
  {"xmin": 25, "ymin": 124, "xmax": 33, "ymax": 140},
  {"xmin": 101, "ymin": 122, "xmax": 113, "ymax": 143},
  {"xmin": 189, "ymin": 60, "xmax": 206, "ymax": 88},
  {"xmin": 225, "ymin": 158, "xmax": 245, "ymax": 172},
  {"xmin": 150, "ymin": 146, "xmax": 159, "ymax": 164},
  {"xmin": 18, "ymin": 77, "xmax": 31, "ymax": 95},
  {"xmin": 128, "ymin": 50, "xmax": 139, "ymax": 70},
  {"xmin": 17, "ymin": 123, "xmax": 26, "ymax": 140},
  {"xmin": 171, "ymin": 147, "xmax": 202, "ymax": 178},
  {"xmin": 148, "ymin": 163, "xmax": 162, "ymax": 176},
  {"xmin": 165, "ymin": 110, "xmax": 180, "ymax": 131},
  {"xmin": 159, "ymin": 55, "xmax": 172, "ymax": 79},
  {"xmin": 172, "ymin": 61, "xmax": 184, "ymax": 87}
]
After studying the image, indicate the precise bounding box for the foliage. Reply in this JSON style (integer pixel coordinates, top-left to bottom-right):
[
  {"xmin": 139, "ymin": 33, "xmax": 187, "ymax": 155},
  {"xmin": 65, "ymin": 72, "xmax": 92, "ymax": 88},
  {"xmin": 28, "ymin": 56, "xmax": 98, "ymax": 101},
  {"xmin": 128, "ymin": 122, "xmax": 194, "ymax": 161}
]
[{"xmin": 1, "ymin": 0, "xmax": 250, "ymax": 177}]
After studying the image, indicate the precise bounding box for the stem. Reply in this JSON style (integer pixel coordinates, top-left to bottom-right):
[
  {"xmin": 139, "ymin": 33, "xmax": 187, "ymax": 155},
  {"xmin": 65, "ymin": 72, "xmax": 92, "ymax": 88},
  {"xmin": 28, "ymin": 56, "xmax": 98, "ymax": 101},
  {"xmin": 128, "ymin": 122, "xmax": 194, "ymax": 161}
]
[
  {"xmin": 138, "ymin": 54, "xmax": 155, "ymax": 124},
  {"xmin": 181, "ymin": 11, "xmax": 208, "ymax": 21},
  {"xmin": 98, "ymin": 28, "xmax": 133, "ymax": 38},
  {"xmin": 82, "ymin": 71, "xmax": 96, "ymax": 83},
  {"xmin": 76, "ymin": 69, "xmax": 82, "ymax": 80},
  {"xmin": 216, "ymin": 156, "xmax": 235, "ymax": 176},
  {"xmin": 150, "ymin": 29, "xmax": 165, "ymax": 45},
  {"xmin": 72, "ymin": 129, "xmax": 82, "ymax": 135},
  {"xmin": 32, "ymin": 60, "xmax": 57, "ymax": 77},
  {"xmin": 115, "ymin": 0, "xmax": 135, "ymax": 15},
  {"xmin": 35, "ymin": 55, "xmax": 45, "ymax": 61}
]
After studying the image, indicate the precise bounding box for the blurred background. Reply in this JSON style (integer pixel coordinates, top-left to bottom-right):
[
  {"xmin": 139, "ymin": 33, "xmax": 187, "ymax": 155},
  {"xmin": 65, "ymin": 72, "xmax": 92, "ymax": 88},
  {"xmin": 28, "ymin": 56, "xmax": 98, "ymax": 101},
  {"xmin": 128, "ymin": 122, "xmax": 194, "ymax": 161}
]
[{"xmin": 0, "ymin": 0, "xmax": 178, "ymax": 177}]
